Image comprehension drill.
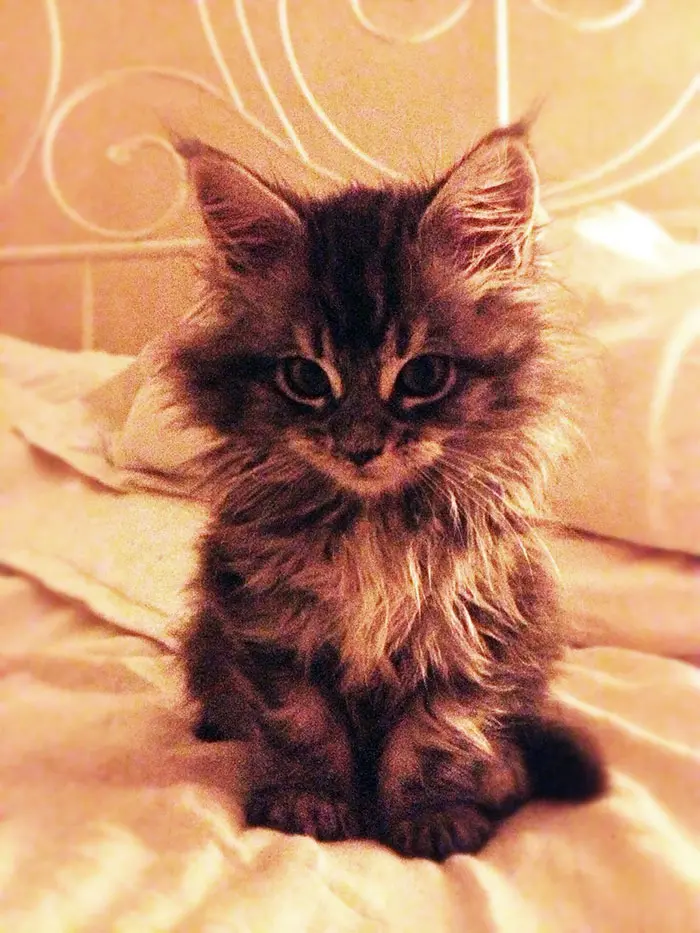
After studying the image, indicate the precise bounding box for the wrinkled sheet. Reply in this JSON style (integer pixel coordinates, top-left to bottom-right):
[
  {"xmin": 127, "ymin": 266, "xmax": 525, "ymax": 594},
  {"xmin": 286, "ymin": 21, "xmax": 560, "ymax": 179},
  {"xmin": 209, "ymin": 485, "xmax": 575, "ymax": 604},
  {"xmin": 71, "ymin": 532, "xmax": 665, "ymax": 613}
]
[{"xmin": 0, "ymin": 573, "xmax": 699, "ymax": 933}]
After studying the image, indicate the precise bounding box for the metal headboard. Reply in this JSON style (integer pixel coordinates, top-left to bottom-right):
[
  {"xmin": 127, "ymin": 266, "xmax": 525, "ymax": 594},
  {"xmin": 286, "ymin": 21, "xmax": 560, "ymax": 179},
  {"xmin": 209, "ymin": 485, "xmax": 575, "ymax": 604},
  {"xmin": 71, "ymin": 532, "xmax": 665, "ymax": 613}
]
[{"xmin": 1, "ymin": 0, "xmax": 698, "ymax": 349}]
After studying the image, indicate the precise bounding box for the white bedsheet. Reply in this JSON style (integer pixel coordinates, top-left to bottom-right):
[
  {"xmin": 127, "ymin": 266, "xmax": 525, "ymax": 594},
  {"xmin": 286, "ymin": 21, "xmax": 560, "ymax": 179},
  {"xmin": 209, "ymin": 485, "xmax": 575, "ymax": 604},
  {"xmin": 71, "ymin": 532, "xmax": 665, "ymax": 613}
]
[{"xmin": 0, "ymin": 574, "xmax": 699, "ymax": 932}]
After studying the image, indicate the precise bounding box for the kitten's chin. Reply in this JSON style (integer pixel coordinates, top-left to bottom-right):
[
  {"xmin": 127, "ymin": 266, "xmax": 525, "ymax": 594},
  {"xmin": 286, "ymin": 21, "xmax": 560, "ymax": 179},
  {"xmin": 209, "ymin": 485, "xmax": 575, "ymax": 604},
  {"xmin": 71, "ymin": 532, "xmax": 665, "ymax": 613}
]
[
  {"xmin": 312, "ymin": 454, "xmax": 410, "ymax": 498},
  {"xmin": 328, "ymin": 464, "xmax": 407, "ymax": 497}
]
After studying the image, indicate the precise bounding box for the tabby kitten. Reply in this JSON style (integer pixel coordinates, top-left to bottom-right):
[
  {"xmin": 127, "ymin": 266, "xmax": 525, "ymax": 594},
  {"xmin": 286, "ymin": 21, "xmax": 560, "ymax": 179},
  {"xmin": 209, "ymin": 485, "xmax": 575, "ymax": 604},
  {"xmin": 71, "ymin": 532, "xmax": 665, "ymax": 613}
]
[{"xmin": 169, "ymin": 125, "xmax": 606, "ymax": 861}]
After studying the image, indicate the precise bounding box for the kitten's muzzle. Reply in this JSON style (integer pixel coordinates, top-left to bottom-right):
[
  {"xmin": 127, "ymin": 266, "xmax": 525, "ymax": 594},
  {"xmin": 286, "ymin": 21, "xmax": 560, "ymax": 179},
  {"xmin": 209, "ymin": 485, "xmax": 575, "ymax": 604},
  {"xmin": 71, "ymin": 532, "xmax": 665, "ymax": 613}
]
[
  {"xmin": 329, "ymin": 404, "xmax": 390, "ymax": 469},
  {"xmin": 341, "ymin": 444, "xmax": 385, "ymax": 467}
]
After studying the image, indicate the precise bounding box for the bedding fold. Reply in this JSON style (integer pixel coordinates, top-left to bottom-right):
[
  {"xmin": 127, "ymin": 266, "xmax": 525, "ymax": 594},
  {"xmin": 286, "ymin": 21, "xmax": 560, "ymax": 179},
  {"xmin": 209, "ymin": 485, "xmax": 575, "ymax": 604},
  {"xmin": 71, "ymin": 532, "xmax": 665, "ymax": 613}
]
[{"xmin": 1, "ymin": 575, "xmax": 699, "ymax": 932}]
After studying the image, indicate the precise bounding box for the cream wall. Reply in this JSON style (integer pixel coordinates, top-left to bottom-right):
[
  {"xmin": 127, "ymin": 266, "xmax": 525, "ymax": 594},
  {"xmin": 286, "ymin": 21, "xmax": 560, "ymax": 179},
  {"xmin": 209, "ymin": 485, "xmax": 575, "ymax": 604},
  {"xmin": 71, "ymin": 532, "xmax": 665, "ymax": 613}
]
[{"xmin": 1, "ymin": 1, "xmax": 698, "ymax": 352}]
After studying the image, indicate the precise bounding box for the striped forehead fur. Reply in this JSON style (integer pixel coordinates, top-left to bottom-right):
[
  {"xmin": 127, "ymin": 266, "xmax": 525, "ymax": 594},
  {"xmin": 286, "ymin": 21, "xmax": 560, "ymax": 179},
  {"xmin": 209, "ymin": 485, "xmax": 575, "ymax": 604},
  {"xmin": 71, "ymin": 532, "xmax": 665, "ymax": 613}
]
[{"xmin": 298, "ymin": 183, "xmax": 430, "ymax": 351}]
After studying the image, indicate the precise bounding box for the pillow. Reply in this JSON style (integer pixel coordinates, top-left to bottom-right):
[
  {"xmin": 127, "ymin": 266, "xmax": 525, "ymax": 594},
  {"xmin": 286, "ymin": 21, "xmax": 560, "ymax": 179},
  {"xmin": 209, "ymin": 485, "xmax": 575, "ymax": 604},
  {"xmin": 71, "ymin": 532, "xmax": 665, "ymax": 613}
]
[
  {"xmin": 1, "ymin": 333, "xmax": 218, "ymax": 497},
  {"xmin": 0, "ymin": 429, "xmax": 203, "ymax": 649},
  {"xmin": 545, "ymin": 203, "xmax": 700, "ymax": 555},
  {"xmin": 545, "ymin": 526, "xmax": 700, "ymax": 658},
  {"xmin": 0, "ymin": 337, "xmax": 204, "ymax": 647}
]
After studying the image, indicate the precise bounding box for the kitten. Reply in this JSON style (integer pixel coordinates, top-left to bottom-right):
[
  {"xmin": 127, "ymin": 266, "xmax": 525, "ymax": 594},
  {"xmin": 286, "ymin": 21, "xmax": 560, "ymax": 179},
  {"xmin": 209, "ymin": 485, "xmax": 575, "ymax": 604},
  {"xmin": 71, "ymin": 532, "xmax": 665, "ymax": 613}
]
[{"xmin": 168, "ymin": 125, "xmax": 606, "ymax": 861}]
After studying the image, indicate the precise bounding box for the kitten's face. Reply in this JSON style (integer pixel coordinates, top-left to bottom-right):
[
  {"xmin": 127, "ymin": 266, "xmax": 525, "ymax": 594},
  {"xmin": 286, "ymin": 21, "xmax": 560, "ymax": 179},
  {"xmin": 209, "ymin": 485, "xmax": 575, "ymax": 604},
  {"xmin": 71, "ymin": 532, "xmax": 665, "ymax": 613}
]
[
  {"xmin": 267, "ymin": 320, "xmax": 457, "ymax": 497},
  {"xmin": 174, "ymin": 130, "xmax": 567, "ymax": 503}
]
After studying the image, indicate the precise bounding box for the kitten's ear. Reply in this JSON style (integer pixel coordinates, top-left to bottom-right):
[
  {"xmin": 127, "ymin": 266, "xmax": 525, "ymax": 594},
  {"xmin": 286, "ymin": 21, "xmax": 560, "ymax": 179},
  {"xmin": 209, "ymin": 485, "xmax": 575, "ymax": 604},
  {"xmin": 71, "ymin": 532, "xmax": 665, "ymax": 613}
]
[
  {"xmin": 176, "ymin": 138, "xmax": 303, "ymax": 272},
  {"xmin": 419, "ymin": 123, "xmax": 545, "ymax": 273}
]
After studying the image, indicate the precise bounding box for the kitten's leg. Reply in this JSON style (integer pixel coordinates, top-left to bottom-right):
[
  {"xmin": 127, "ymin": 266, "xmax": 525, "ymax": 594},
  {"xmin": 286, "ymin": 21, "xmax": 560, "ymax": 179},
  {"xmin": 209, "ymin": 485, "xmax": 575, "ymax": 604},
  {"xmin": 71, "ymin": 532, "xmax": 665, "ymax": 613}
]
[
  {"xmin": 184, "ymin": 606, "xmax": 265, "ymax": 742},
  {"xmin": 246, "ymin": 681, "xmax": 360, "ymax": 842},
  {"xmin": 185, "ymin": 610, "xmax": 359, "ymax": 841},
  {"xmin": 377, "ymin": 695, "xmax": 531, "ymax": 861}
]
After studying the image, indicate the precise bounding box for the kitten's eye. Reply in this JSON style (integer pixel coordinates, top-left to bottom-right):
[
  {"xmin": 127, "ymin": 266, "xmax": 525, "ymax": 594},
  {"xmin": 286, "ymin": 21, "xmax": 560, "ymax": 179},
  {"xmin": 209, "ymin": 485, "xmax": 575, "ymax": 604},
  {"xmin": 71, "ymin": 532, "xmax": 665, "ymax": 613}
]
[
  {"xmin": 277, "ymin": 357, "xmax": 332, "ymax": 406},
  {"xmin": 396, "ymin": 354, "xmax": 455, "ymax": 404}
]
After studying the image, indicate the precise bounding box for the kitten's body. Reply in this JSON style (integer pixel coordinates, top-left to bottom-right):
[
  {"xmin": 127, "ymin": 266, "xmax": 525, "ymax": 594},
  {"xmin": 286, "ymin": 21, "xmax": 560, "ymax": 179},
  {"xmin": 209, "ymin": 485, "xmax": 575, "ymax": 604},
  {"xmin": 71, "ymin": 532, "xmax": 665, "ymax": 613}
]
[{"xmin": 170, "ymin": 127, "xmax": 606, "ymax": 860}]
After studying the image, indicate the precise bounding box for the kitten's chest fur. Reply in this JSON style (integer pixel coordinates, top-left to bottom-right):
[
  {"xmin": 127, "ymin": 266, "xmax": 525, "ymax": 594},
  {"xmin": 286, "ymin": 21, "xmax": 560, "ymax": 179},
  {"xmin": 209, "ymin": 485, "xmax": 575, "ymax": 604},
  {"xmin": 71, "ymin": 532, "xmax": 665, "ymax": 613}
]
[
  {"xmin": 270, "ymin": 513, "xmax": 486, "ymax": 694},
  {"xmin": 211, "ymin": 482, "xmax": 554, "ymax": 704}
]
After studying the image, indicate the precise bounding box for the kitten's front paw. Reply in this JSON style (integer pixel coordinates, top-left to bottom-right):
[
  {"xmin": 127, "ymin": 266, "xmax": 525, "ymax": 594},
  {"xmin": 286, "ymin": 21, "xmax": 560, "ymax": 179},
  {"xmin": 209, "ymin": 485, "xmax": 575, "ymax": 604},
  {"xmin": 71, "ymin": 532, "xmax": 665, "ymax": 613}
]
[
  {"xmin": 385, "ymin": 803, "xmax": 494, "ymax": 861},
  {"xmin": 247, "ymin": 786, "xmax": 359, "ymax": 842}
]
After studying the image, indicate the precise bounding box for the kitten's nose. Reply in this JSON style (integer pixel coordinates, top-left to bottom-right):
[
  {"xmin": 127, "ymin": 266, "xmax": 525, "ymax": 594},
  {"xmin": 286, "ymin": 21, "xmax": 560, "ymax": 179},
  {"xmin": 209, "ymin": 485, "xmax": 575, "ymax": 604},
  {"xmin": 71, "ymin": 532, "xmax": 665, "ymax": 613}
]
[{"xmin": 344, "ymin": 445, "xmax": 384, "ymax": 467}]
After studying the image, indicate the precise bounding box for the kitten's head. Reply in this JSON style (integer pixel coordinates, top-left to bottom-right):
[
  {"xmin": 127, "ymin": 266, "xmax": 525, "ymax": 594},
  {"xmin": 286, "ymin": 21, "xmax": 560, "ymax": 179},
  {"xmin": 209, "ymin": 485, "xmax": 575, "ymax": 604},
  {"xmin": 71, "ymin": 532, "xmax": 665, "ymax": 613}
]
[{"xmin": 171, "ymin": 127, "xmax": 575, "ymax": 510}]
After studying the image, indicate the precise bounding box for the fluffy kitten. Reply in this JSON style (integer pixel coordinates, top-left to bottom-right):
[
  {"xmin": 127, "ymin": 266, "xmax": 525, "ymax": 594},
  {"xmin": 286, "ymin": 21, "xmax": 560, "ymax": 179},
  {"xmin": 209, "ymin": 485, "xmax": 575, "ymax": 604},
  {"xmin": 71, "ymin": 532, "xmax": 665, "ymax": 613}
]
[{"xmin": 168, "ymin": 125, "xmax": 606, "ymax": 861}]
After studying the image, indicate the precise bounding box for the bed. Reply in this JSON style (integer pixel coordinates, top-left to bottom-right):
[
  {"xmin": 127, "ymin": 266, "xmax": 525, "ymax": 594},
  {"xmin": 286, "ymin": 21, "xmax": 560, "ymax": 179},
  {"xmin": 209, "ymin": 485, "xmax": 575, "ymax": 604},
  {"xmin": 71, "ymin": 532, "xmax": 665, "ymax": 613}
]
[{"xmin": 2, "ymin": 2, "xmax": 700, "ymax": 931}]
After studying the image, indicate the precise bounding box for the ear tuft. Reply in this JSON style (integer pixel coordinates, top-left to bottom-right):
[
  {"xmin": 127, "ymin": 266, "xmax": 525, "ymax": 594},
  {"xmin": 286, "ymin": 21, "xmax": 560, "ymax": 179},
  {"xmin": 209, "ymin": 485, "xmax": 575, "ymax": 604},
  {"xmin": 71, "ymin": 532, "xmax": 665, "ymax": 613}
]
[
  {"xmin": 419, "ymin": 123, "xmax": 544, "ymax": 274},
  {"xmin": 177, "ymin": 138, "xmax": 303, "ymax": 273}
]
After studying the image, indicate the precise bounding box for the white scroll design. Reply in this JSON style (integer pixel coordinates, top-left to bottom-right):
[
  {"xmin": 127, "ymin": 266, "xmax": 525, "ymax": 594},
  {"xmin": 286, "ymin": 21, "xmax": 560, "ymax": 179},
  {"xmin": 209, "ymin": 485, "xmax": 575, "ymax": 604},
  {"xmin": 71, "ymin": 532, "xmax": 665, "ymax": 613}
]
[
  {"xmin": 546, "ymin": 74, "xmax": 700, "ymax": 211},
  {"xmin": 278, "ymin": 0, "xmax": 697, "ymax": 208},
  {"xmin": 494, "ymin": 0, "xmax": 511, "ymax": 125},
  {"xmin": 548, "ymin": 76, "xmax": 700, "ymax": 196},
  {"xmin": 529, "ymin": 0, "xmax": 643, "ymax": 32},
  {"xmin": 39, "ymin": 66, "xmax": 233, "ymax": 240},
  {"xmin": 349, "ymin": 0, "xmax": 473, "ymax": 44},
  {"xmin": 1, "ymin": 0, "xmax": 62, "ymax": 195},
  {"xmin": 279, "ymin": 0, "xmax": 406, "ymax": 180},
  {"xmin": 195, "ymin": 0, "xmax": 340, "ymax": 181},
  {"xmin": 1, "ymin": 0, "xmax": 698, "ymax": 265},
  {"xmin": 547, "ymin": 142, "xmax": 700, "ymax": 214}
]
